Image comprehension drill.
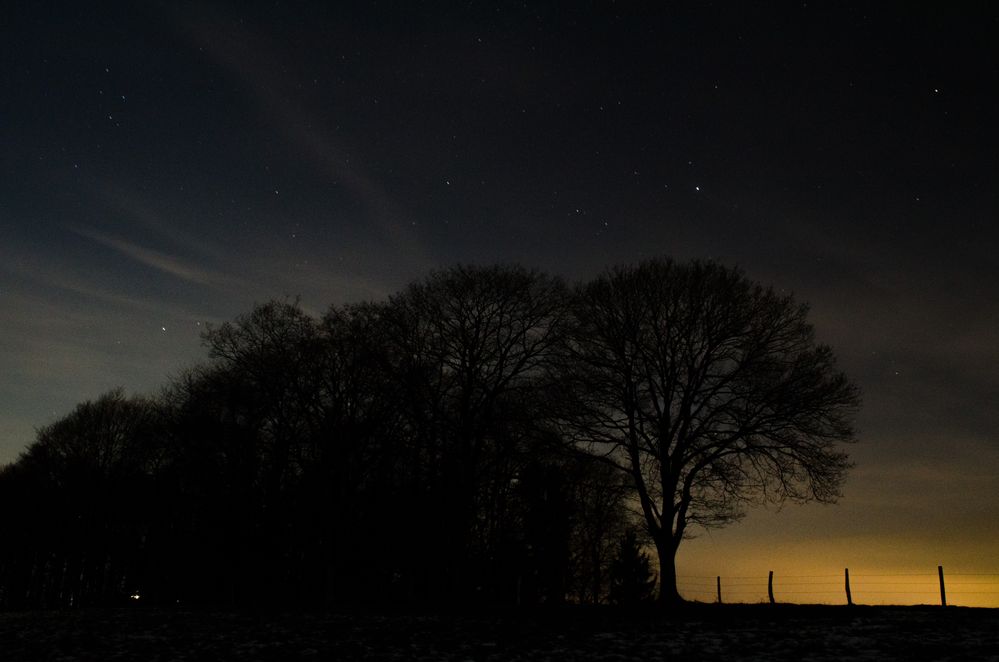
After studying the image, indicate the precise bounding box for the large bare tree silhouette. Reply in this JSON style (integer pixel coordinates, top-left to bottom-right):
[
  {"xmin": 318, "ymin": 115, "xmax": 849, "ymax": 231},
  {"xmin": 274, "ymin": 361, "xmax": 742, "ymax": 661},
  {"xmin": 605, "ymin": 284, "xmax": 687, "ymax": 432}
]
[{"xmin": 559, "ymin": 259, "xmax": 859, "ymax": 604}]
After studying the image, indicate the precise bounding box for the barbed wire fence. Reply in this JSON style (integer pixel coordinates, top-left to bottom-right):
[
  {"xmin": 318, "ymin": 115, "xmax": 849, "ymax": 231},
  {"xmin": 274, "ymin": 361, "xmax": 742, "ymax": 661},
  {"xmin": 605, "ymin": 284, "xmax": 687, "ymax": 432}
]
[{"xmin": 676, "ymin": 568, "xmax": 999, "ymax": 606}]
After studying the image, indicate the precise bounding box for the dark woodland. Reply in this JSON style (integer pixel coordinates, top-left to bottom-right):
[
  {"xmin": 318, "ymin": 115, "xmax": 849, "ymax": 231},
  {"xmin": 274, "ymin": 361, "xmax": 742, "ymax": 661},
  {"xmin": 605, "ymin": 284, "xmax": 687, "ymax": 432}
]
[{"xmin": 0, "ymin": 259, "xmax": 858, "ymax": 610}]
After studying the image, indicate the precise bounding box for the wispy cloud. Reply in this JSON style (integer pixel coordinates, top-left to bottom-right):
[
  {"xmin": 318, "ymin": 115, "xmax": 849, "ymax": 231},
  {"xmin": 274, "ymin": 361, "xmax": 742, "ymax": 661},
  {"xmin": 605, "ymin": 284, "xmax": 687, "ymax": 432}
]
[
  {"xmin": 167, "ymin": 5, "xmax": 432, "ymax": 272},
  {"xmin": 69, "ymin": 225, "xmax": 226, "ymax": 286},
  {"xmin": 91, "ymin": 181, "xmax": 226, "ymax": 262}
]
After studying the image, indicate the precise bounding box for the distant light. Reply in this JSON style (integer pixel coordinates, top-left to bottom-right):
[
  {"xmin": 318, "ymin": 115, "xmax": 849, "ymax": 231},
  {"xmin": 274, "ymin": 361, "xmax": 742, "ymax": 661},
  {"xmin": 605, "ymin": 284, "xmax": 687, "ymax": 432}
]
[
  {"xmin": 695, "ymin": 186, "xmax": 701, "ymax": 192},
  {"xmin": 130, "ymin": 593, "xmax": 141, "ymax": 601}
]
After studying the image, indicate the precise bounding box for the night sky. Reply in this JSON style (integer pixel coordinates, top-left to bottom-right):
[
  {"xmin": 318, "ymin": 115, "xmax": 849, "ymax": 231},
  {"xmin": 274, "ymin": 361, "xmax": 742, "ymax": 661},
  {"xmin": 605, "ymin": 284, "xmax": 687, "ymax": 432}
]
[{"xmin": 3, "ymin": 2, "xmax": 998, "ymax": 603}]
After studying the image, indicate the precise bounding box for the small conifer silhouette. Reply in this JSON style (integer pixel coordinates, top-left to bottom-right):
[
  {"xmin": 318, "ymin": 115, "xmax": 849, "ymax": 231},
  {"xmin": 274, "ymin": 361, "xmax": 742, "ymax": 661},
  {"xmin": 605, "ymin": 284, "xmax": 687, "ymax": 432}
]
[{"xmin": 608, "ymin": 530, "xmax": 657, "ymax": 605}]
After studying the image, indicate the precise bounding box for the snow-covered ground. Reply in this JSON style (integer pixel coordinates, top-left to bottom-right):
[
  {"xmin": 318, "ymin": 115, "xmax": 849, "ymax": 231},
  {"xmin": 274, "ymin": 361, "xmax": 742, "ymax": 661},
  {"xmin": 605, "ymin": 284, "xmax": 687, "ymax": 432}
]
[{"xmin": 2, "ymin": 604, "xmax": 997, "ymax": 660}]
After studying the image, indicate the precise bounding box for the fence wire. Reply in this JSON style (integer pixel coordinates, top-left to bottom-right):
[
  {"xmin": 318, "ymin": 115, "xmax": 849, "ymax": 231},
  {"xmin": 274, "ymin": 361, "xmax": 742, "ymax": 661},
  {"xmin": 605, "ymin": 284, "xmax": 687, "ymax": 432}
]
[{"xmin": 675, "ymin": 570, "xmax": 999, "ymax": 606}]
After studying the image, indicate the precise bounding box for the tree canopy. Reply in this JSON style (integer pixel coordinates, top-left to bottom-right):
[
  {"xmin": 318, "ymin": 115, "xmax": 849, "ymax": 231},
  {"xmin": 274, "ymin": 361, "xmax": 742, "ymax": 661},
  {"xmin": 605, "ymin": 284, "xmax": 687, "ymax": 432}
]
[
  {"xmin": 0, "ymin": 259, "xmax": 858, "ymax": 609},
  {"xmin": 558, "ymin": 258, "xmax": 860, "ymax": 603}
]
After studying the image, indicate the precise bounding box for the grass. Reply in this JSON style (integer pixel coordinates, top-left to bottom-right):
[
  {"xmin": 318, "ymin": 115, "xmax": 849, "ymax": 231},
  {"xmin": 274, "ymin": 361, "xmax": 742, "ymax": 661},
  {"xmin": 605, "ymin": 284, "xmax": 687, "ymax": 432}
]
[{"xmin": 2, "ymin": 603, "xmax": 997, "ymax": 660}]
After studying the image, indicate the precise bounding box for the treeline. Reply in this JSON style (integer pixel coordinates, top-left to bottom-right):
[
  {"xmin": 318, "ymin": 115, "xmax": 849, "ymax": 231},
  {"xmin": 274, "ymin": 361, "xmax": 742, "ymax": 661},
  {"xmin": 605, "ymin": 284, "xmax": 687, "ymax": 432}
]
[{"xmin": 0, "ymin": 265, "xmax": 654, "ymax": 609}]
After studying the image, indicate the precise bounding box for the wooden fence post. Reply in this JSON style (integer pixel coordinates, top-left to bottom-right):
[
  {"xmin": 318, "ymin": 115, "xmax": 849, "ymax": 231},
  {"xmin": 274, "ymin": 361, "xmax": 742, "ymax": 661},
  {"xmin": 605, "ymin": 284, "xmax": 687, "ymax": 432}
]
[
  {"xmin": 717, "ymin": 576, "xmax": 722, "ymax": 604},
  {"xmin": 938, "ymin": 565, "xmax": 947, "ymax": 607},
  {"xmin": 845, "ymin": 568, "xmax": 853, "ymax": 606},
  {"xmin": 768, "ymin": 571, "xmax": 775, "ymax": 604}
]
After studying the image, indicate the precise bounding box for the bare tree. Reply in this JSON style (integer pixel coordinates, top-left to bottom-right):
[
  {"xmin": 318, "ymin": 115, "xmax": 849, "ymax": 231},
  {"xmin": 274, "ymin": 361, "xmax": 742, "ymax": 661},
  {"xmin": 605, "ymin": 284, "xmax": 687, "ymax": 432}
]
[
  {"xmin": 201, "ymin": 299, "xmax": 326, "ymax": 496},
  {"xmin": 559, "ymin": 259, "xmax": 860, "ymax": 605},
  {"xmin": 380, "ymin": 264, "xmax": 569, "ymax": 599},
  {"xmin": 10, "ymin": 390, "xmax": 162, "ymax": 607},
  {"xmin": 565, "ymin": 458, "xmax": 631, "ymax": 605}
]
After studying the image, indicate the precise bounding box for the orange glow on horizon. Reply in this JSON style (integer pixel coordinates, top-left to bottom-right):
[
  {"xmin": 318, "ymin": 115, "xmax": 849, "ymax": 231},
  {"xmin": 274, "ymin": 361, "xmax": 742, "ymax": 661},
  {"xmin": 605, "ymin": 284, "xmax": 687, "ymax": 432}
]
[
  {"xmin": 673, "ymin": 571, "xmax": 999, "ymax": 608},
  {"xmin": 661, "ymin": 499, "xmax": 999, "ymax": 607}
]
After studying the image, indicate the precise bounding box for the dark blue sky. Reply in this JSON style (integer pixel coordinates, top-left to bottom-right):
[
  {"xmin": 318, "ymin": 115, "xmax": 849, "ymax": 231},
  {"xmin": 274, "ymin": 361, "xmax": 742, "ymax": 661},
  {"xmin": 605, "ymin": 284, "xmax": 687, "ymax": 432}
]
[{"xmin": 2, "ymin": 1, "xmax": 998, "ymax": 591}]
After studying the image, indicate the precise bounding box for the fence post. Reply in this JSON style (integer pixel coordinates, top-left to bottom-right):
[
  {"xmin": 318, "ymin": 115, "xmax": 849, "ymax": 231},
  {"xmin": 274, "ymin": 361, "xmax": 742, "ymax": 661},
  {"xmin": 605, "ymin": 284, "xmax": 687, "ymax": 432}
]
[
  {"xmin": 717, "ymin": 576, "xmax": 722, "ymax": 604},
  {"xmin": 845, "ymin": 568, "xmax": 853, "ymax": 606},
  {"xmin": 938, "ymin": 565, "xmax": 947, "ymax": 607},
  {"xmin": 768, "ymin": 570, "xmax": 775, "ymax": 604}
]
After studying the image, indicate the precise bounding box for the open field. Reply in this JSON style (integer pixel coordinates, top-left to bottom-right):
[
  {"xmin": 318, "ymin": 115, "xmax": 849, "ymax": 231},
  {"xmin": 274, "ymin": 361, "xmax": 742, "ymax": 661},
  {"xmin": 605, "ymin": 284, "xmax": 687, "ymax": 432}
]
[{"xmin": 2, "ymin": 604, "xmax": 998, "ymax": 661}]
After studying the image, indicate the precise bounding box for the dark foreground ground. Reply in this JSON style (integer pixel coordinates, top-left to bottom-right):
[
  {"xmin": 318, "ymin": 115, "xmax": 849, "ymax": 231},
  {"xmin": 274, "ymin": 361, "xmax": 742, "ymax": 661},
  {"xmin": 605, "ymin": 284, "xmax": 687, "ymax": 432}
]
[{"xmin": 2, "ymin": 604, "xmax": 998, "ymax": 661}]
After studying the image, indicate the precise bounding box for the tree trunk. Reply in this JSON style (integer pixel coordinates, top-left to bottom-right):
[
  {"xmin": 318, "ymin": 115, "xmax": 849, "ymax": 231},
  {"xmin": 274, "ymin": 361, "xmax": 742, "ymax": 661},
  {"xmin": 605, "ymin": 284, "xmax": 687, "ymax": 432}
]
[{"xmin": 654, "ymin": 536, "xmax": 683, "ymax": 606}]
